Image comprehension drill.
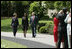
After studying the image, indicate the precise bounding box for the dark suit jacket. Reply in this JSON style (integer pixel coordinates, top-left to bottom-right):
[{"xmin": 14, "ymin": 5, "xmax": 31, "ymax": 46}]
[
  {"xmin": 56, "ymin": 13, "xmax": 67, "ymax": 31},
  {"xmin": 30, "ymin": 16, "xmax": 38, "ymax": 27},
  {"xmin": 11, "ymin": 17, "xmax": 19, "ymax": 27},
  {"xmin": 22, "ymin": 17, "xmax": 28, "ymax": 29}
]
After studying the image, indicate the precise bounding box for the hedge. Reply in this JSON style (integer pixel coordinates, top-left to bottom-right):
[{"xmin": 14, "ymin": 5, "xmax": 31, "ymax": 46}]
[
  {"xmin": 39, "ymin": 26, "xmax": 48, "ymax": 33},
  {"xmin": 39, "ymin": 20, "xmax": 54, "ymax": 35}
]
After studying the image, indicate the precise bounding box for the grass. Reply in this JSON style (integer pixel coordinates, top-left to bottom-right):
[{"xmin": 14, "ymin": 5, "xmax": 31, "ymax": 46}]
[
  {"xmin": 1, "ymin": 17, "xmax": 53, "ymax": 34},
  {"xmin": 1, "ymin": 18, "xmax": 38, "ymax": 33},
  {"xmin": 39, "ymin": 20, "xmax": 53, "ymax": 24},
  {"xmin": 1, "ymin": 39, "xmax": 27, "ymax": 48}
]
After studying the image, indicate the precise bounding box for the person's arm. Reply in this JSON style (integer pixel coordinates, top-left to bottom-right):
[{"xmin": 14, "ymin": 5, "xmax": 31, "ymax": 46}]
[
  {"xmin": 64, "ymin": 14, "xmax": 69, "ymax": 23},
  {"xmin": 21, "ymin": 18, "xmax": 24, "ymax": 28},
  {"xmin": 17, "ymin": 18, "xmax": 19, "ymax": 26},
  {"xmin": 67, "ymin": 18, "xmax": 71, "ymax": 24},
  {"xmin": 11, "ymin": 18, "xmax": 13, "ymax": 26},
  {"xmin": 22, "ymin": 18, "xmax": 23, "ymax": 26},
  {"xmin": 27, "ymin": 18, "xmax": 29, "ymax": 27}
]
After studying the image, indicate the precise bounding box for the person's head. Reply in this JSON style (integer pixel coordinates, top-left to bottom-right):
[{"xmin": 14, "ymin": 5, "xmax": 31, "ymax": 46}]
[
  {"xmin": 13, "ymin": 12, "xmax": 17, "ymax": 17},
  {"xmin": 24, "ymin": 13, "xmax": 27, "ymax": 17},
  {"xmin": 59, "ymin": 10, "xmax": 63, "ymax": 14},
  {"xmin": 32, "ymin": 12, "xmax": 35, "ymax": 16},
  {"xmin": 55, "ymin": 12, "xmax": 58, "ymax": 15},
  {"xmin": 62, "ymin": 7, "xmax": 67, "ymax": 13}
]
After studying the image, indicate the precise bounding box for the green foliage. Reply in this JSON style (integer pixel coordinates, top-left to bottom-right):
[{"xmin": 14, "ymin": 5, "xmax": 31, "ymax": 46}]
[
  {"xmin": 39, "ymin": 20, "xmax": 54, "ymax": 34},
  {"xmin": 12, "ymin": 1, "xmax": 24, "ymax": 17},
  {"xmin": 45, "ymin": 22, "xmax": 54, "ymax": 35},
  {"xmin": 1, "ymin": 1, "xmax": 30, "ymax": 17},
  {"xmin": 1, "ymin": 1, "xmax": 71, "ymax": 18},
  {"xmin": 39, "ymin": 26, "xmax": 48, "ymax": 33},
  {"xmin": 44, "ymin": 1, "xmax": 71, "ymax": 11},
  {"xmin": 44, "ymin": 1, "xmax": 55, "ymax": 9},
  {"xmin": 29, "ymin": 1, "xmax": 47, "ymax": 20},
  {"xmin": 1, "ymin": 1, "xmax": 8, "ymax": 16},
  {"xmin": 22, "ymin": 1, "xmax": 29, "ymax": 5},
  {"xmin": 1, "ymin": 17, "xmax": 38, "ymax": 33},
  {"xmin": 38, "ymin": 20, "xmax": 49, "ymax": 32},
  {"xmin": 38, "ymin": 23, "xmax": 46, "ymax": 32},
  {"xmin": 54, "ymin": 1, "xmax": 71, "ymax": 11},
  {"xmin": 29, "ymin": 2, "xmax": 40, "ymax": 16},
  {"xmin": 40, "ymin": 15, "xmax": 49, "ymax": 20}
]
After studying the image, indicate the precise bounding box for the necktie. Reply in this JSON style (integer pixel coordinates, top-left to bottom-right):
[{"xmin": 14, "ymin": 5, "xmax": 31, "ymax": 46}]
[{"xmin": 33, "ymin": 16, "xmax": 35, "ymax": 22}]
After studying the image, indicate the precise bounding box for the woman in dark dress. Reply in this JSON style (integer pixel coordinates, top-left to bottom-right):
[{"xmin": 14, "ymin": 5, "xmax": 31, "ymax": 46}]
[
  {"xmin": 22, "ymin": 13, "xmax": 28, "ymax": 37},
  {"xmin": 11, "ymin": 12, "xmax": 19, "ymax": 37}
]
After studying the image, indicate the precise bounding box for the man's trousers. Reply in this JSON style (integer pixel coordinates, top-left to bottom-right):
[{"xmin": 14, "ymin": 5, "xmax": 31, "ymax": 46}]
[
  {"xmin": 57, "ymin": 27, "xmax": 68, "ymax": 48},
  {"xmin": 31, "ymin": 26, "xmax": 36, "ymax": 37}
]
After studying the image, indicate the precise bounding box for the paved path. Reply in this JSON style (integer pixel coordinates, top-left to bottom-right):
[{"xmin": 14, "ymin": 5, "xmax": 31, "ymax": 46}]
[
  {"xmin": 1, "ymin": 36, "xmax": 55, "ymax": 48},
  {"xmin": 1, "ymin": 32, "xmax": 62, "ymax": 48}
]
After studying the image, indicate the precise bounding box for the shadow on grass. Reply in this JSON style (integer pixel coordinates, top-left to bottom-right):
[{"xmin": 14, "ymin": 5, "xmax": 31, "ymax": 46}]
[
  {"xmin": 1, "ymin": 26, "xmax": 23, "ymax": 32},
  {"xmin": 1, "ymin": 26, "xmax": 12, "ymax": 32},
  {"xmin": 1, "ymin": 26, "xmax": 39, "ymax": 34},
  {"xmin": 1, "ymin": 25, "xmax": 33, "ymax": 33}
]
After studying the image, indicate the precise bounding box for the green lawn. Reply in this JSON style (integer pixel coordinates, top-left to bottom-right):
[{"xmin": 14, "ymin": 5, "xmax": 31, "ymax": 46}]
[
  {"xmin": 1, "ymin": 39, "xmax": 27, "ymax": 48},
  {"xmin": 1, "ymin": 18, "xmax": 38, "ymax": 33},
  {"xmin": 1, "ymin": 17, "xmax": 53, "ymax": 34}
]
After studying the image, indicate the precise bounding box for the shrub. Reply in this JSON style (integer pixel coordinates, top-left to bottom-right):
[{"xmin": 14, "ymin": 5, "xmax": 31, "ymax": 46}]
[
  {"xmin": 38, "ymin": 20, "xmax": 49, "ymax": 31},
  {"xmin": 38, "ymin": 21, "xmax": 53, "ymax": 31},
  {"xmin": 38, "ymin": 23, "xmax": 46, "ymax": 32},
  {"xmin": 38, "ymin": 20, "xmax": 54, "ymax": 34},
  {"xmin": 48, "ymin": 24, "xmax": 54, "ymax": 35},
  {"xmin": 45, "ymin": 23, "xmax": 54, "ymax": 35},
  {"xmin": 40, "ymin": 15, "xmax": 49, "ymax": 20},
  {"xmin": 39, "ymin": 26, "xmax": 48, "ymax": 33}
]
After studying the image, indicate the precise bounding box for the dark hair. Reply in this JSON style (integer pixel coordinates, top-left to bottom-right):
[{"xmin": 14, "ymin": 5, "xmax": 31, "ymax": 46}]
[
  {"xmin": 62, "ymin": 7, "xmax": 67, "ymax": 13},
  {"xmin": 53, "ymin": 12, "xmax": 58, "ymax": 18},
  {"xmin": 24, "ymin": 12, "xmax": 28, "ymax": 18}
]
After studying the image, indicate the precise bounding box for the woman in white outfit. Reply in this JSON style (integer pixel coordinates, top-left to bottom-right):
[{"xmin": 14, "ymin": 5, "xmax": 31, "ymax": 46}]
[{"xmin": 64, "ymin": 8, "xmax": 71, "ymax": 48}]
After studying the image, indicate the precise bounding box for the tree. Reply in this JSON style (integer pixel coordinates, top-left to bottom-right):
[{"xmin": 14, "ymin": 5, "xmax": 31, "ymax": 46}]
[
  {"xmin": 54, "ymin": 1, "xmax": 71, "ymax": 11},
  {"xmin": 43, "ymin": 1, "xmax": 71, "ymax": 11},
  {"xmin": 1, "ymin": 1, "xmax": 8, "ymax": 16},
  {"xmin": 8, "ymin": 1, "xmax": 12, "ymax": 17},
  {"xmin": 12, "ymin": 1, "xmax": 31, "ymax": 18},
  {"xmin": 44, "ymin": 1, "xmax": 55, "ymax": 10},
  {"xmin": 29, "ymin": 1, "xmax": 46, "ymax": 20},
  {"xmin": 1, "ymin": 1, "xmax": 33, "ymax": 17},
  {"xmin": 1, "ymin": 1, "xmax": 71, "ymax": 17}
]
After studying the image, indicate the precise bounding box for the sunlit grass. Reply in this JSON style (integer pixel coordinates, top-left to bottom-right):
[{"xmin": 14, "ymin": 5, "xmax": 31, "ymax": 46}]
[
  {"xmin": 1, "ymin": 18, "xmax": 38, "ymax": 33},
  {"xmin": 1, "ymin": 39, "xmax": 27, "ymax": 48}
]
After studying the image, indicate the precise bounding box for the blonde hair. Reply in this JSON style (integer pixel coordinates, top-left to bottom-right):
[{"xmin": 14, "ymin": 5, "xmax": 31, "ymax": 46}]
[
  {"xmin": 32, "ymin": 12, "xmax": 35, "ymax": 15},
  {"xmin": 13, "ymin": 12, "xmax": 17, "ymax": 16}
]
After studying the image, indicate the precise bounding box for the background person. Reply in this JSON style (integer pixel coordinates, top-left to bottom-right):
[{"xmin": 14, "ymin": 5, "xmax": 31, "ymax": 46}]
[
  {"xmin": 11, "ymin": 12, "xmax": 19, "ymax": 37},
  {"xmin": 30, "ymin": 12, "xmax": 38, "ymax": 38},
  {"xmin": 64, "ymin": 8, "xmax": 71, "ymax": 48},
  {"xmin": 53, "ymin": 11, "xmax": 64, "ymax": 48},
  {"xmin": 56, "ymin": 8, "xmax": 68, "ymax": 48},
  {"xmin": 22, "ymin": 13, "xmax": 29, "ymax": 37}
]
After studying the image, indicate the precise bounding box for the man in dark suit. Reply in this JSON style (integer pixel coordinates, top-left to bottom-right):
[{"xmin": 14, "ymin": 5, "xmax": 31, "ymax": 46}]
[
  {"xmin": 11, "ymin": 13, "xmax": 19, "ymax": 37},
  {"xmin": 30, "ymin": 12, "xmax": 38, "ymax": 38},
  {"xmin": 56, "ymin": 8, "xmax": 68, "ymax": 48}
]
